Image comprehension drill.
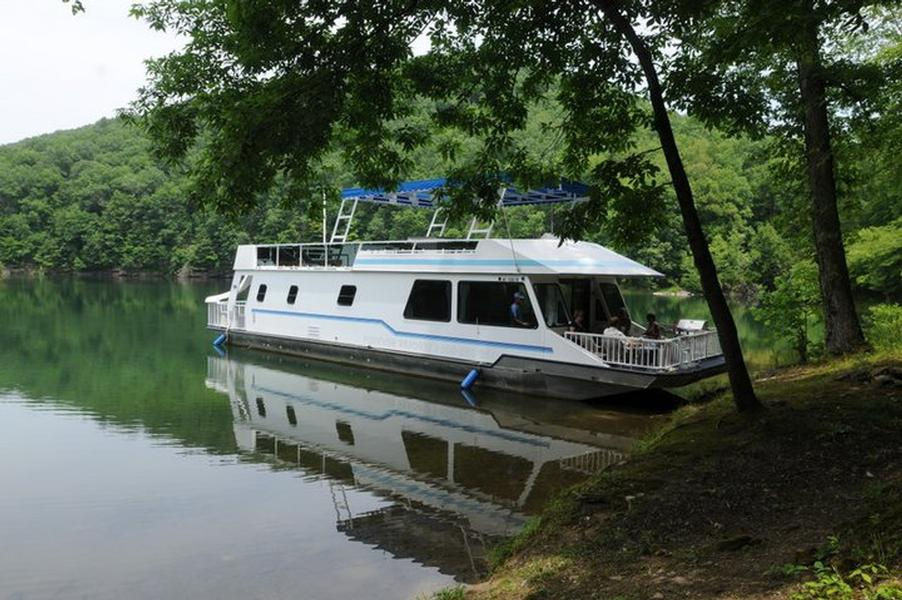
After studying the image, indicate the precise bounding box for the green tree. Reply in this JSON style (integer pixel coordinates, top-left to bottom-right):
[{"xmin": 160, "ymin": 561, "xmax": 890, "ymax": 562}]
[
  {"xmin": 754, "ymin": 261, "xmax": 821, "ymax": 363},
  {"xmin": 658, "ymin": 0, "xmax": 896, "ymax": 354},
  {"xmin": 846, "ymin": 219, "xmax": 902, "ymax": 300}
]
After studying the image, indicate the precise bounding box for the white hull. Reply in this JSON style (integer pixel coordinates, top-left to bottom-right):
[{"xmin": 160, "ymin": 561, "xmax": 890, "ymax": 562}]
[{"xmin": 207, "ymin": 239, "xmax": 726, "ymax": 399}]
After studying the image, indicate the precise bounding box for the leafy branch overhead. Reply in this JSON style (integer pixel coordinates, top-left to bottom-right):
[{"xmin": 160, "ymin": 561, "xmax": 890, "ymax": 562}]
[{"xmin": 124, "ymin": 0, "xmax": 675, "ymax": 241}]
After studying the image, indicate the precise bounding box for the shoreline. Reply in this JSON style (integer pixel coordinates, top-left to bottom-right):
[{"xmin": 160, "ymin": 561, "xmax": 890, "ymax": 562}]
[{"xmin": 450, "ymin": 351, "xmax": 902, "ymax": 600}]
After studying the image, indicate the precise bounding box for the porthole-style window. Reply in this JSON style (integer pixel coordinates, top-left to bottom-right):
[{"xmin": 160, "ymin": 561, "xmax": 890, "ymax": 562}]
[
  {"xmin": 256, "ymin": 284, "xmax": 268, "ymax": 302},
  {"xmin": 287, "ymin": 285, "xmax": 299, "ymax": 305},
  {"xmin": 286, "ymin": 405, "xmax": 297, "ymax": 426},
  {"xmin": 256, "ymin": 397, "xmax": 266, "ymax": 417},
  {"xmin": 337, "ymin": 285, "xmax": 357, "ymax": 306}
]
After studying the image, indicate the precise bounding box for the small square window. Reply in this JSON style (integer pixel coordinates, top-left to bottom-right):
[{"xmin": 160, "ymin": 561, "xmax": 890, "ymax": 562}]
[
  {"xmin": 337, "ymin": 285, "xmax": 357, "ymax": 306},
  {"xmin": 336, "ymin": 421, "xmax": 355, "ymax": 445},
  {"xmin": 287, "ymin": 285, "xmax": 299, "ymax": 305}
]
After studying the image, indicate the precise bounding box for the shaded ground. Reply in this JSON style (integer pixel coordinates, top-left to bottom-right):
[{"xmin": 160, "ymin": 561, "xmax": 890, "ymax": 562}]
[{"xmin": 467, "ymin": 352, "xmax": 902, "ymax": 600}]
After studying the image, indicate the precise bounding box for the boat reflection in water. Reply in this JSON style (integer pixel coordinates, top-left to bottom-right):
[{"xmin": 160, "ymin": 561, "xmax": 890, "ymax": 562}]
[{"xmin": 205, "ymin": 351, "xmax": 662, "ymax": 582}]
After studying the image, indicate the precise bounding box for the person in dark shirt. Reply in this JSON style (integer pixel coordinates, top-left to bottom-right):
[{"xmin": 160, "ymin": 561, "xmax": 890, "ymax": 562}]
[
  {"xmin": 643, "ymin": 313, "xmax": 663, "ymax": 339},
  {"xmin": 510, "ymin": 291, "xmax": 531, "ymax": 327}
]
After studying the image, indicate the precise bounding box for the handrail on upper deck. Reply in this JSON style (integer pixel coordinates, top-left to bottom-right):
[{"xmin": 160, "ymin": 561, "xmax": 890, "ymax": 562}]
[{"xmin": 251, "ymin": 239, "xmax": 481, "ymax": 269}]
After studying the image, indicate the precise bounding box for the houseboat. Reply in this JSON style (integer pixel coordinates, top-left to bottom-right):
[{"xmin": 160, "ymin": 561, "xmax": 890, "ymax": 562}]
[{"xmin": 206, "ymin": 179, "xmax": 726, "ymax": 399}]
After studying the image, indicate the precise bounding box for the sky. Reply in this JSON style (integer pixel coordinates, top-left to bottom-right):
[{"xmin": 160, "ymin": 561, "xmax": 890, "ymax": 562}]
[{"xmin": 0, "ymin": 1, "xmax": 181, "ymax": 146}]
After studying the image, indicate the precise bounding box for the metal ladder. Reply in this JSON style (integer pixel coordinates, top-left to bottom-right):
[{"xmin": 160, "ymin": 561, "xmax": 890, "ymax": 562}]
[
  {"xmin": 426, "ymin": 208, "xmax": 448, "ymax": 237},
  {"xmin": 466, "ymin": 189, "xmax": 508, "ymax": 239},
  {"xmin": 466, "ymin": 215, "xmax": 495, "ymax": 239},
  {"xmin": 329, "ymin": 198, "xmax": 359, "ymax": 244}
]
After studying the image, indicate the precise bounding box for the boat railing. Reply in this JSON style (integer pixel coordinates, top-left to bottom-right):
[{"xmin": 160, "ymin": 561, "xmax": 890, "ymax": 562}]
[
  {"xmin": 207, "ymin": 300, "xmax": 229, "ymax": 329},
  {"xmin": 232, "ymin": 302, "xmax": 247, "ymax": 329},
  {"xmin": 206, "ymin": 300, "xmax": 246, "ymax": 330},
  {"xmin": 252, "ymin": 239, "xmax": 479, "ymax": 269},
  {"xmin": 563, "ymin": 330, "xmax": 722, "ymax": 371}
]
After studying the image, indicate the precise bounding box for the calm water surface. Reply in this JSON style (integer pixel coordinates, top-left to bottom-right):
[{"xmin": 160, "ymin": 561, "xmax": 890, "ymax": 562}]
[{"xmin": 0, "ymin": 279, "xmax": 692, "ymax": 600}]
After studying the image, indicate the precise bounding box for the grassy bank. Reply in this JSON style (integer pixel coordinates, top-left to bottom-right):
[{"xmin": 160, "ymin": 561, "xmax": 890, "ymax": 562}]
[{"xmin": 462, "ymin": 351, "xmax": 902, "ymax": 600}]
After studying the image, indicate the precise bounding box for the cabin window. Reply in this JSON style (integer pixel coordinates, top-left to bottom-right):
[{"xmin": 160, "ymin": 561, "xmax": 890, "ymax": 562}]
[
  {"xmin": 404, "ymin": 280, "xmax": 451, "ymax": 322},
  {"xmin": 257, "ymin": 246, "xmax": 277, "ymax": 266},
  {"xmin": 533, "ymin": 283, "xmax": 571, "ymax": 327},
  {"xmin": 235, "ymin": 275, "xmax": 253, "ymax": 303},
  {"xmin": 336, "ymin": 421, "xmax": 355, "ymax": 445},
  {"xmin": 599, "ymin": 282, "xmax": 628, "ymax": 320},
  {"xmin": 457, "ymin": 281, "xmax": 537, "ymax": 328},
  {"xmin": 337, "ymin": 285, "xmax": 357, "ymax": 306},
  {"xmin": 256, "ymin": 284, "xmax": 268, "ymax": 302},
  {"xmin": 278, "ymin": 246, "xmax": 301, "ymax": 267},
  {"xmin": 287, "ymin": 285, "xmax": 299, "ymax": 305},
  {"xmin": 286, "ymin": 405, "xmax": 297, "ymax": 426},
  {"xmin": 256, "ymin": 397, "xmax": 266, "ymax": 417}
]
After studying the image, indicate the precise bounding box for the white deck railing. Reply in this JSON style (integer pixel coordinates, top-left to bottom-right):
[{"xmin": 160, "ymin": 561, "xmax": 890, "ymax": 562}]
[
  {"xmin": 563, "ymin": 330, "xmax": 722, "ymax": 371},
  {"xmin": 207, "ymin": 301, "xmax": 246, "ymax": 330},
  {"xmin": 208, "ymin": 301, "xmax": 228, "ymax": 328}
]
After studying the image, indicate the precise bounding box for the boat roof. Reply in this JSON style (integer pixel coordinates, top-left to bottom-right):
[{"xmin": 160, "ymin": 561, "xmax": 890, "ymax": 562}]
[
  {"xmin": 340, "ymin": 177, "xmax": 590, "ymax": 207},
  {"xmin": 235, "ymin": 238, "xmax": 663, "ymax": 278}
]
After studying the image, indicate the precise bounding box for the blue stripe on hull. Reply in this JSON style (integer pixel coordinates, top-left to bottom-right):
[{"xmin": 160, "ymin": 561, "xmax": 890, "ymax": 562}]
[
  {"xmin": 254, "ymin": 384, "xmax": 549, "ymax": 447},
  {"xmin": 250, "ymin": 308, "xmax": 554, "ymax": 354}
]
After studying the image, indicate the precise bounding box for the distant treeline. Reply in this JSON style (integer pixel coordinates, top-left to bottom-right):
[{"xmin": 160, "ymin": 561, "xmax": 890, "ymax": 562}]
[{"xmin": 0, "ymin": 116, "xmax": 898, "ymax": 299}]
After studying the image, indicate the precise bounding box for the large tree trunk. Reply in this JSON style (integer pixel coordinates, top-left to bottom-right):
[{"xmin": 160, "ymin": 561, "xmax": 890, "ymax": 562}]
[
  {"xmin": 796, "ymin": 15, "xmax": 867, "ymax": 355},
  {"xmin": 595, "ymin": 0, "xmax": 762, "ymax": 412}
]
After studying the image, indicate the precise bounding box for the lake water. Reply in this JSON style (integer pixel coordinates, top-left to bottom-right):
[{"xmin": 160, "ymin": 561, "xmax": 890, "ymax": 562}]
[{"xmin": 0, "ymin": 278, "xmax": 733, "ymax": 600}]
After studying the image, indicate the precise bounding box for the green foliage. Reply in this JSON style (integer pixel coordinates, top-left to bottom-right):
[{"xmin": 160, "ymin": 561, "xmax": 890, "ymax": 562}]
[
  {"xmin": 847, "ymin": 220, "xmax": 902, "ymax": 299},
  {"xmin": 788, "ymin": 562, "xmax": 901, "ymax": 600},
  {"xmin": 754, "ymin": 261, "xmax": 822, "ymax": 362},
  {"xmin": 791, "ymin": 561, "xmax": 854, "ymax": 600},
  {"xmin": 863, "ymin": 304, "xmax": 902, "ymax": 351},
  {"xmin": 420, "ymin": 586, "xmax": 467, "ymax": 600}
]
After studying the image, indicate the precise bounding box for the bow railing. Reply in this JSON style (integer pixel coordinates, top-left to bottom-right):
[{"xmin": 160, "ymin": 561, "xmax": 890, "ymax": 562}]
[{"xmin": 563, "ymin": 330, "xmax": 722, "ymax": 370}]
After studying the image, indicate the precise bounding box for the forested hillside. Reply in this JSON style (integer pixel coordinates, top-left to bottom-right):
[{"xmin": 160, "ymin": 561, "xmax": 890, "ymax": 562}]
[{"xmin": 0, "ymin": 114, "xmax": 897, "ymax": 300}]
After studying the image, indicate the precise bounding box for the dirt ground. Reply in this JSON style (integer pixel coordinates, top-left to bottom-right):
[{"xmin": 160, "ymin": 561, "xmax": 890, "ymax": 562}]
[{"xmin": 467, "ymin": 353, "xmax": 902, "ymax": 600}]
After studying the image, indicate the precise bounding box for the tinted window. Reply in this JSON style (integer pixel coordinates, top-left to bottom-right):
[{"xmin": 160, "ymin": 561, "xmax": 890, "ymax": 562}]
[
  {"xmin": 278, "ymin": 246, "xmax": 301, "ymax": 267},
  {"xmin": 457, "ymin": 281, "xmax": 536, "ymax": 328},
  {"xmin": 287, "ymin": 285, "xmax": 298, "ymax": 305},
  {"xmin": 256, "ymin": 284, "xmax": 268, "ymax": 302},
  {"xmin": 336, "ymin": 421, "xmax": 355, "ymax": 445},
  {"xmin": 599, "ymin": 282, "xmax": 627, "ymax": 318},
  {"xmin": 235, "ymin": 275, "xmax": 253, "ymax": 302},
  {"xmin": 533, "ymin": 283, "xmax": 571, "ymax": 327},
  {"xmin": 257, "ymin": 246, "xmax": 276, "ymax": 266},
  {"xmin": 404, "ymin": 280, "xmax": 451, "ymax": 322},
  {"xmin": 337, "ymin": 285, "xmax": 356, "ymax": 306}
]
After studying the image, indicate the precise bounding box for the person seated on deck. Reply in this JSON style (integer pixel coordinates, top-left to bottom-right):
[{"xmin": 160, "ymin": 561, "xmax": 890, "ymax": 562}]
[
  {"xmin": 603, "ymin": 318, "xmax": 626, "ymax": 337},
  {"xmin": 615, "ymin": 308, "xmax": 632, "ymax": 335},
  {"xmin": 510, "ymin": 292, "xmax": 533, "ymax": 327},
  {"xmin": 569, "ymin": 309, "xmax": 587, "ymax": 332},
  {"xmin": 643, "ymin": 313, "xmax": 663, "ymax": 339}
]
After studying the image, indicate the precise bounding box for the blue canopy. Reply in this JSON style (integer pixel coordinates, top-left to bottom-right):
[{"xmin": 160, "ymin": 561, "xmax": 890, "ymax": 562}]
[{"xmin": 340, "ymin": 177, "xmax": 590, "ymax": 208}]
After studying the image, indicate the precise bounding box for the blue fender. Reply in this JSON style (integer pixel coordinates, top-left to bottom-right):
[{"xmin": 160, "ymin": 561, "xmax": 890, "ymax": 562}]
[{"xmin": 460, "ymin": 368, "xmax": 480, "ymax": 390}]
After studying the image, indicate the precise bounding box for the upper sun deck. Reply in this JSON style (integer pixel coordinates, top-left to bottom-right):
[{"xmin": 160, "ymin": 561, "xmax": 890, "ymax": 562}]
[{"xmin": 234, "ymin": 238, "xmax": 663, "ymax": 277}]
